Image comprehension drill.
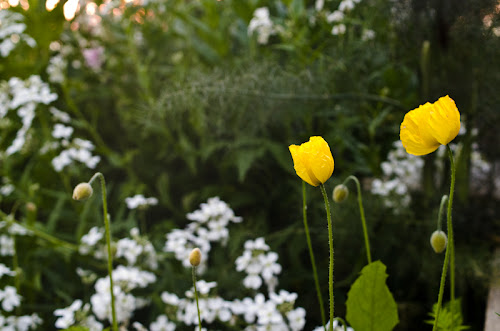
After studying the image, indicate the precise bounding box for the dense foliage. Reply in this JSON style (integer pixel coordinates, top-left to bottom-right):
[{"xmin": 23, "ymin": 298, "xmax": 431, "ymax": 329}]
[{"xmin": 1, "ymin": 0, "xmax": 499, "ymax": 330}]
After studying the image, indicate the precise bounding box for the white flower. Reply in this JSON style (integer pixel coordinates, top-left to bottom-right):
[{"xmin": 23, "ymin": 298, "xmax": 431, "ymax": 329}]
[
  {"xmin": 47, "ymin": 55, "xmax": 66, "ymax": 83},
  {"xmin": 80, "ymin": 227, "xmax": 104, "ymax": 247},
  {"xmin": 125, "ymin": 194, "xmax": 158, "ymax": 209},
  {"xmin": 161, "ymin": 292, "xmax": 180, "ymax": 305},
  {"xmin": 243, "ymin": 274, "xmax": 262, "ymax": 289},
  {"xmin": 362, "ymin": 29, "xmax": 376, "ymax": 41},
  {"xmin": 339, "ymin": 0, "xmax": 355, "ymax": 11},
  {"xmin": 315, "ymin": 0, "xmax": 324, "ymax": 11},
  {"xmin": 52, "ymin": 123, "xmax": 74, "ymax": 139},
  {"xmin": 248, "ymin": 7, "xmax": 275, "ymax": 45},
  {"xmin": 116, "ymin": 238, "xmax": 143, "ymax": 265},
  {"xmin": 332, "ymin": 24, "xmax": 346, "ymax": 35},
  {"xmin": 0, "ymin": 235, "xmax": 15, "ymax": 256},
  {"xmin": 259, "ymin": 252, "xmax": 282, "ymax": 280},
  {"xmin": 0, "ymin": 286, "xmax": 21, "ymax": 311},
  {"xmin": 270, "ymin": 290, "xmax": 297, "ymax": 305},
  {"xmin": 244, "ymin": 237, "xmax": 269, "ymax": 251},
  {"xmin": 49, "ymin": 107, "xmax": 71, "ymax": 123},
  {"xmin": 287, "ymin": 307, "xmax": 306, "ymax": 331},
  {"xmin": 0, "ymin": 263, "xmax": 15, "ymax": 278},
  {"xmin": 54, "ymin": 299, "xmax": 82, "ymax": 329},
  {"xmin": 150, "ymin": 314, "xmax": 176, "ymax": 331},
  {"xmin": 327, "ymin": 10, "xmax": 344, "ymax": 23}
]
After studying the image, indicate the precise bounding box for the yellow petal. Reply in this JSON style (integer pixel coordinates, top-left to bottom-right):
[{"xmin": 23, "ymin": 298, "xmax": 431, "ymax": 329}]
[
  {"xmin": 289, "ymin": 136, "xmax": 334, "ymax": 186},
  {"xmin": 428, "ymin": 95, "xmax": 461, "ymax": 145},
  {"xmin": 400, "ymin": 96, "xmax": 460, "ymax": 156},
  {"xmin": 289, "ymin": 144, "xmax": 317, "ymax": 186},
  {"xmin": 307, "ymin": 136, "xmax": 334, "ymax": 184}
]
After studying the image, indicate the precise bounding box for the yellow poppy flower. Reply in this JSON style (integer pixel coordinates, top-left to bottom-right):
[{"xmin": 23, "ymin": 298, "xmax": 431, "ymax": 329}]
[
  {"xmin": 400, "ymin": 95, "xmax": 461, "ymax": 155},
  {"xmin": 289, "ymin": 136, "xmax": 334, "ymax": 186}
]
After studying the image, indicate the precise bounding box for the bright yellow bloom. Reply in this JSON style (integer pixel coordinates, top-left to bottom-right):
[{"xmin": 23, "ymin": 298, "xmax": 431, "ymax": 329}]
[
  {"xmin": 400, "ymin": 95, "xmax": 461, "ymax": 155},
  {"xmin": 289, "ymin": 136, "xmax": 334, "ymax": 186}
]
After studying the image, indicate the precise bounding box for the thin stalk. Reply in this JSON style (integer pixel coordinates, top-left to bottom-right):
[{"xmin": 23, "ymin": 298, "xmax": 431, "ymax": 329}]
[
  {"xmin": 89, "ymin": 173, "xmax": 118, "ymax": 331},
  {"xmin": 192, "ymin": 267, "xmax": 202, "ymax": 331},
  {"xmin": 448, "ymin": 146, "xmax": 456, "ymax": 331},
  {"xmin": 343, "ymin": 176, "xmax": 372, "ymax": 264},
  {"xmin": 437, "ymin": 195, "xmax": 448, "ymax": 231},
  {"xmin": 320, "ymin": 184, "xmax": 334, "ymax": 331},
  {"xmin": 332, "ymin": 317, "xmax": 349, "ymax": 331},
  {"xmin": 0, "ymin": 211, "xmax": 78, "ymax": 251},
  {"xmin": 302, "ymin": 181, "xmax": 327, "ymax": 331},
  {"xmin": 432, "ymin": 146, "xmax": 456, "ymax": 331}
]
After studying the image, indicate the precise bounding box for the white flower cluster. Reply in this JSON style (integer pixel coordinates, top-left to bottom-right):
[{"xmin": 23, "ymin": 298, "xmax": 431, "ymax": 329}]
[
  {"xmin": 0, "ymin": 76, "xmax": 57, "ymax": 155},
  {"xmin": 0, "ymin": 313, "xmax": 42, "ymax": 331},
  {"xmin": 50, "ymin": 135, "xmax": 101, "ymax": 172},
  {"xmin": 116, "ymin": 228, "xmax": 158, "ymax": 270},
  {"xmin": 0, "ymin": 219, "xmax": 32, "ymax": 257},
  {"xmin": 46, "ymin": 54, "xmax": 67, "ymax": 84},
  {"xmin": 371, "ymin": 141, "xmax": 423, "ymax": 211},
  {"xmin": 236, "ymin": 237, "xmax": 282, "ymax": 292},
  {"xmin": 315, "ymin": 0, "xmax": 374, "ymax": 39},
  {"xmin": 0, "ymin": 260, "xmax": 41, "ymax": 330},
  {"xmin": 80, "ymin": 226, "xmax": 158, "ymax": 270},
  {"xmin": 0, "ymin": 177, "xmax": 14, "ymax": 197},
  {"xmin": 54, "ymin": 299, "xmax": 102, "ymax": 330},
  {"xmin": 313, "ymin": 319, "xmax": 354, "ymax": 331},
  {"xmin": 0, "ymin": 76, "xmax": 102, "ymax": 173},
  {"xmin": 164, "ymin": 197, "xmax": 242, "ymax": 271},
  {"xmin": 248, "ymin": 7, "xmax": 276, "ymax": 45},
  {"xmin": 79, "ymin": 226, "xmax": 106, "ymax": 259},
  {"xmin": 90, "ymin": 266, "xmax": 156, "ymax": 325},
  {"xmin": 0, "ymin": 10, "xmax": 36, "ymax": 58},
  {"xmin": 125, "ymin": 194, "xmax": 158, "ymax": 210},
  {"xmin": 161, "ymin": 285, "xmax": 305, "ymax": 330}
]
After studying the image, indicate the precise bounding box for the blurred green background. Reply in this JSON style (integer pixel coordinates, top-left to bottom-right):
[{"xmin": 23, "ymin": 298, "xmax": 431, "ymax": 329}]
[{"xmin": 1, "ymin": 0, "xmax": 500, "ymax": 329}]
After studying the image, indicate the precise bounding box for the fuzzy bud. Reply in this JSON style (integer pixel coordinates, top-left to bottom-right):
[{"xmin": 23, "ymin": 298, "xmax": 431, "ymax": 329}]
[
  {"xmin": 189, "ymin": 248, "xmax": 202, "ymax": 267},
  {"xmin": 72, "ymin": 183, "xmax": 93, "ymax": 201},
  {"xmin": 333, "ymin": 184, "xmax": 349, "ymax": 203},
  {"xmin": 430, "ymin": 230, "xmax": 447, "ymax": 253}
]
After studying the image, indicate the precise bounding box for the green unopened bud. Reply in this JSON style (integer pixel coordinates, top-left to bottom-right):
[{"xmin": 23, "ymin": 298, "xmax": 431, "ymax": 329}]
[
  {"xmin": 72, "ymin": 183, "xmax": 93, "ymax": 201},
  {"xmin": 333, "ymin": 184, "xmax": 349, "ymax": 203},
  {"xmin": 430, "ymin": 230, "xmax": 447, "ymax": 253},
  {"xmin": 189, "ymin": 248, "xmax": 202, "ymax": 267}
]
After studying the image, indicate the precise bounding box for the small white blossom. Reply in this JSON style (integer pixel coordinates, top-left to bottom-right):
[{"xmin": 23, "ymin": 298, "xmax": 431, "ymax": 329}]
[
  {"xmin": 150, "ymin": 314, "xmax": 176, "ymax": 331},
  {"xmin": 0, "ymin": 286, "xmax": 21, "ymax": 311},
  {"xmin": 332, "ymin": 24, "xmax": 346, "ymax": 35},
  {"xmin": 125, "ymin": 194, "xmax": 159, "ymax": 209}
]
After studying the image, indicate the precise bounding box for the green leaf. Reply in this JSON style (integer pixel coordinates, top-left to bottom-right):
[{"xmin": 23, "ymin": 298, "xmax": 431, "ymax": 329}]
[
  {"xmin": 425, "ymin": 299, "xmax": 470, "ymax": 330},
  {"xmin": 346, "ymin": 261, "xmax": 399, "ymax": 331}
]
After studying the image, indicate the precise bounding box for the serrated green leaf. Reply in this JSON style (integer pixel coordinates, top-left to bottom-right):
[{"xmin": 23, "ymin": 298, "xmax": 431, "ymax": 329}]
[{"xmin": 346, "ymin": 261, "xmax": 399, "ymax": 331}]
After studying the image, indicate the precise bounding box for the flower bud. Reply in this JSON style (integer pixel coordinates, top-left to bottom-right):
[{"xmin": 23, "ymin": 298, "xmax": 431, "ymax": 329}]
[
  {"xmin": 430, "ymin": 230, "xmax": 447, "ymax": 253},
  {"xmin": 26, "ymin": 202, "xmax": 37, "ymax": 213},
  {"xmin": 189, "ymin": 248, "xmax": 202, "ymax": 267},
  {"xmin": 333, "ymin": 184, "xmax": 349, "ymax": 203},
  {"xmin": 72, "ymin": 183, "xmax": 93, "ymax": 201}
]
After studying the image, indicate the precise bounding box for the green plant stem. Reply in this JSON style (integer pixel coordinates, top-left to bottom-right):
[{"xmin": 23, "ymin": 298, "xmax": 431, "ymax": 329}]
[
  {"xmin": 320, "ymin": 184, "xmax": 334, "ymax": 331},
  {"xmin": 0, "ymin": 211, "xmax": 78, "ymax": 251},
  {"xmin": 302, "ymin": 181, "xmax": 327, "ymax": 331},
  {"xmin": 437, "ymin": 195, "xmax": 449, "ymax": 231},
  {"xmin": 332, "ymin": 317, "xmax": 348, "ymax": 331},
  {"xmin": 343, "ymin": 176, "xmax": 372, "ymax": 264},
  {"xmin": 432, "ymin": 145, "xmax": 456, "ymax": 331},
  {"xmin": 448, "ymin": 146, "xmax": 456, "ymax": 331},
  {"xmin": 192, "ymin": 267, "xmax": 202, "ymax": 331},
  {"xmin": 88, "ymin": 173, "xmax": 118, "ymax": 331}
]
